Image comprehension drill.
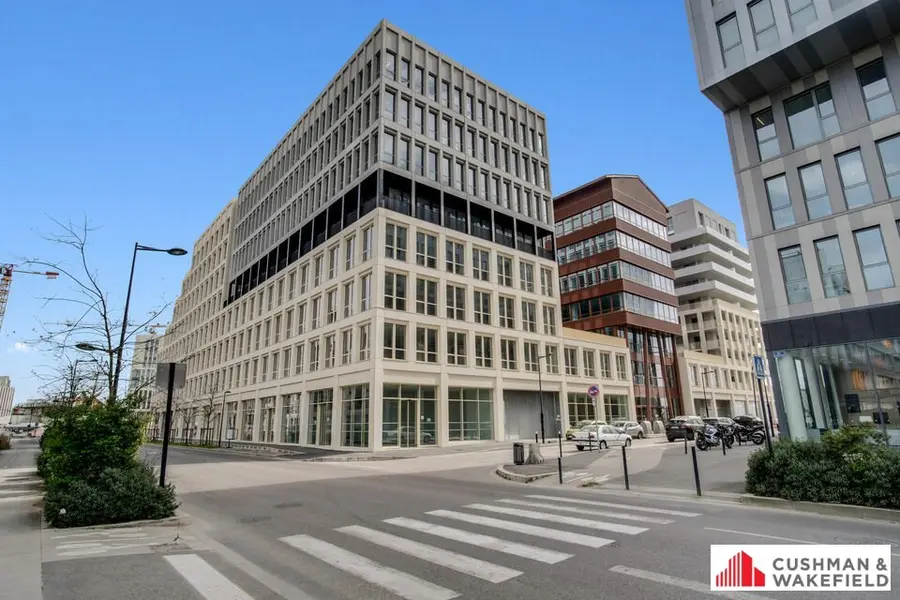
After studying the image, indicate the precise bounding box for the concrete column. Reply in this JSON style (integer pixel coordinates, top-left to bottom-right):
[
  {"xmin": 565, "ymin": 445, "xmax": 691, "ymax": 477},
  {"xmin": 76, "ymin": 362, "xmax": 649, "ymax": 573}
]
[
  {"xmin": 331, "ymin": 385, "xmax": 342, "ymax": 448},
  {"xmin": 252, "ymin": 397, "xmax": 262, "ymax": 442},
  {"xmin": 273, "ymin": 393, "xmax": 285, "ymax": 443},
  {"xmin": 371, "ymin": 364, "xmax": 383, "ymax": 451}
]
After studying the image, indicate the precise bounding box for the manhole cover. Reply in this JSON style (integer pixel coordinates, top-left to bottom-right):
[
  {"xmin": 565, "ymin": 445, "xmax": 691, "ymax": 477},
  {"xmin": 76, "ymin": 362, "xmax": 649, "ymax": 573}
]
[
  {"xmin": 238, "ymin": 515, "xmax": 271, "ymax": 524},
  {"xmin": 834, "ymin": 536, "xmax": 899, "ymax": 548},
  {"xmin": 274, "ymin": 502, "xmax": 304, "ymax": 509}
]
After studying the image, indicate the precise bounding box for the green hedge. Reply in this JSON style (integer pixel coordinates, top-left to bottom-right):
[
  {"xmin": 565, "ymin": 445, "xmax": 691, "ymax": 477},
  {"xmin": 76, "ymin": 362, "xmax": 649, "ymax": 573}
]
[
  {"xmin": 745, "ymin": 424, "xmax": 900, "ymax": 510},
  {"xmin": 39, "ymin": 401, "xmax": 178, "ymax": 528}
]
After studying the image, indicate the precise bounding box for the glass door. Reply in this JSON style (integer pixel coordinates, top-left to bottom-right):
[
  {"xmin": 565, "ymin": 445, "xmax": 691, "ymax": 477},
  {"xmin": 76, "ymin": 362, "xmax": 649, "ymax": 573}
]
[{"xmin": 400, "ymin": 399, "xmax": 418, "ymax": 448}]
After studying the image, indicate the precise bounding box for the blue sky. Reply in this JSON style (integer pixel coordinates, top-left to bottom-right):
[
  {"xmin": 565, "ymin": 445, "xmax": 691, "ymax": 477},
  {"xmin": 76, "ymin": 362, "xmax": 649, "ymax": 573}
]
[{"xmin": 0, "ymin": 1, "xmax": 738, "ymax": 402}]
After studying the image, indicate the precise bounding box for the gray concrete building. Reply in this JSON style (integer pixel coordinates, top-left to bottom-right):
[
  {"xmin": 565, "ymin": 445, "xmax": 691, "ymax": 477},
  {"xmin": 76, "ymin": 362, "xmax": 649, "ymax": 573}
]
[
  {"xmin": 0, "ymin": 376, "xmax": 13, "ymax": 426},
  {"xmin": 127, "ymin": 332, "xmax": 161, "ymax": 413},
  {"xmin": 685, "ymin": 0, "xmax": 900, "ymax": 445}
]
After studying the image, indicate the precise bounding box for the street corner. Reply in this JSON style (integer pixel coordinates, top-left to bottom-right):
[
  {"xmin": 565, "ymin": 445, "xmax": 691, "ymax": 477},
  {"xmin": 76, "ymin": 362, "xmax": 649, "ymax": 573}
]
[
  {"xmin": 42, "ymin": 520, "xmax": 200, "ymax": 563},
  {"xmin": 495, "ymin": 463, "xmax": 556, "ymax": 484}
]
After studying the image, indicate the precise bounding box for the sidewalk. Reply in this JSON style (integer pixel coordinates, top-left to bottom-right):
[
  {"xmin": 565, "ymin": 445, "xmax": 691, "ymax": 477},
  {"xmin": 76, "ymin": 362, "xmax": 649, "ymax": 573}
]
[{"xmin": 0, "ymin": 437, "xmax": 43, "ymax": 600}]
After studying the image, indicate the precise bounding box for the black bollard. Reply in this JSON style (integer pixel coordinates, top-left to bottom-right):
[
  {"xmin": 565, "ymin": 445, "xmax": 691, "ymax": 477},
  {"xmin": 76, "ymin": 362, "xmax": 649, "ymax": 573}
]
[
  {"xmin": 622, "ymin": 445, "xmax": 630, "ymax": 490},
  {"xmin": 684, "ymin": 432, "xmax": 688, "ymax": 454},
  {"xmin": 691, "ymin": 446, "xmax": 702, "ymax": 497}
]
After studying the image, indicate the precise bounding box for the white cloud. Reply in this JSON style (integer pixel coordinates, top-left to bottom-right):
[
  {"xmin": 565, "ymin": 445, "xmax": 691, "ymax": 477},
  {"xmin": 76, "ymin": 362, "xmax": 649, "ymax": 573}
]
[{"xmin": 11, "ymin": 342, "xmax": 31, "ymax": 353}]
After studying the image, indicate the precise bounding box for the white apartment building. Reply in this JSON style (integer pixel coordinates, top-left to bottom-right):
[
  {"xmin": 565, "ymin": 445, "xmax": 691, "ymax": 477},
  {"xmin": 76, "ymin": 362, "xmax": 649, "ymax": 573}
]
[
  {"xmin": 158, "ymin": 20, "xmax": 635, "ymax": 450},
  {"xmin": 127, "ymin": 332, "xmax": 160, "ymax": 412},
  {"xmin": 669, "ymin": 199, "xmax": 767, "ymax": 417},
  {"xmin": 0, "ymin": 376, "xmax": 13, "ymax": 425}
]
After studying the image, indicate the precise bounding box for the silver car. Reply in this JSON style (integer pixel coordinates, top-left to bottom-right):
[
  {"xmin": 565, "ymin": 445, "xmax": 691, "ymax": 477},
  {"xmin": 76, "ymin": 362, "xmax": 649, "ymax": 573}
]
[{"xmin": 612, "ymin": 420, "xmax": 644, "ymax": 439}]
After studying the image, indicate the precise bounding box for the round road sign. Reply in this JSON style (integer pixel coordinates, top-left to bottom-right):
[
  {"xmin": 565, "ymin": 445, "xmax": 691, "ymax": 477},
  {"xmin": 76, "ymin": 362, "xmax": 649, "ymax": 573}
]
[{"xmin": 588, "ymin": 385, "xmax": 600, "ymax": 398}]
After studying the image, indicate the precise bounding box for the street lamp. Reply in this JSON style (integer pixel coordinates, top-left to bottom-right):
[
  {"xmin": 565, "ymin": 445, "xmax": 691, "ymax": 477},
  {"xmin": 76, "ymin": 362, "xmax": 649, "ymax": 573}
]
[
  {"xmin": 112, "ymin": 243, "xmax": 187, "ymax": 402},
  {"xmin": 700, "ymin": 368, "xmax": 715, "ymax": 417},
  {"xmin": 217, "ymin": 390, "xmax": 231, "ymax": 447},
  {"xmin": 536, "ymin": 351, "xmax": 554, "ymax": 444}
]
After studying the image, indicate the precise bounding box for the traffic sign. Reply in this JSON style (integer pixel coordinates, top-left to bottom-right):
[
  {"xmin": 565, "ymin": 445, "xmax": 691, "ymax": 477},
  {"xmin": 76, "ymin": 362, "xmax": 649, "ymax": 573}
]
[
  {"xmin": 588, "ymin": 385, "xmax": 600, "ymax": 398},
  {"xmin": 753, "ymin": 355, "xmax": 766, "ymax": 379}
]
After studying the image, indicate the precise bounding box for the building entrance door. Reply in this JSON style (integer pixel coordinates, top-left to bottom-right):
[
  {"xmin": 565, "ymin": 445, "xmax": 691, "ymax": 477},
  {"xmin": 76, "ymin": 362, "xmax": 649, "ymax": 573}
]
[{"xmin": 399, "ymin": 399, "xmax": 418, "ymax": 448}]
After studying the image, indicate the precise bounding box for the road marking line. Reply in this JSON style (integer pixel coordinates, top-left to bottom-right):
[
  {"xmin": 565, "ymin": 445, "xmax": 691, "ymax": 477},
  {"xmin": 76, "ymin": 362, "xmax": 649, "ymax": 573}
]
[
  {"xmin": 498, "ymin": 499, "xmax": 674, "ymax": 525},
  {"xmin": 427, "ymin": 509, "xmax": 614, "ymax": 549},
  {"xmin": 280, "ymin": 534, "xmax": 458, "ymax": 600},
  {"xmin": 338, "ymin": 525, "xmax": 521, "ymax": 583},
  {"xmin": 465, "ymin": 503, "xmax": 648, "ymax": 535},
  {"xmin": 164, "ymin": 554, "xmax": 255, "ymax": 600},
  {"xmin": 705, "ymin": 527, "xmax": 900, "ymax": 558},
  {"xmin": 526, "ymin": 494, "xmax": 702, "ymax": 517},
  {"xmin": 384, "ymin": 517, "xmax": 572, "ymax": 564},
  {"xmin": 609, "ymin": 565, "xmax": 778, "ymax": 600}
]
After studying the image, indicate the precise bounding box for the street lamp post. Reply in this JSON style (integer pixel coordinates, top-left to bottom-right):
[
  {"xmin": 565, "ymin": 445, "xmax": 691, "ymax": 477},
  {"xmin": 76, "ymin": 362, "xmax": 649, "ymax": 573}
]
[
  {"xmin": 700, "ymin": 368, "xmax": 715, "ymax": 417},
  {"xmin": 111, "ymin": 243, "xmax": 186, "ymax": 403},
  {"xmin": 536, "ymin": 351, "xmax": 554, "ymax": 444},
  {"xmin": 217, "ymin": 390, "xmax": 231, "ymax": 448}
]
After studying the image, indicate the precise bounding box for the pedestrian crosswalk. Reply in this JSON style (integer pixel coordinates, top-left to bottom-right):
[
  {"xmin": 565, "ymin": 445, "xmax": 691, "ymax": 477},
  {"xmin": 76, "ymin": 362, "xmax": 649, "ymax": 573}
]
[
  {"xmin": 0, "ymin": 468, "xmax": 42, "ymax": 503},
  {"xmin": 273, "ymin": 494, "xmax": 703, "ymax": 600}
]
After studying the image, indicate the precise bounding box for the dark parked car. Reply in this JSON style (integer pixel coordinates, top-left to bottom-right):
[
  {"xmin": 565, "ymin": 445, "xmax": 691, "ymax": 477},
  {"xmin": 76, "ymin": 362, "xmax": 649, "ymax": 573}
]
[{"xmin": 665, "ymin": 415, "xmax": 705, "ymax": 442}]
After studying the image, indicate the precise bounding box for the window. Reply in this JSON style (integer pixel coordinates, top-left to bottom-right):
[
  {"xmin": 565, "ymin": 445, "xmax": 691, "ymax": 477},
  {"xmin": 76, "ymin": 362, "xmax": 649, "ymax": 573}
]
[
  {"xmin": 749, "ymin": 0, "xmax": 778, "ymax": 49},
  {"xmin": 385, "ymin": 223, "xmax": 407, "ymax": 260},
  {"xmin": 785, "ymin": 84, "xmax": 839, "ymax": 147},
  {"xmin": 382, "ymin": 131, "xmax": 395, "ymax": 163},
  {"xmin": 362, "ymin": 226, "xmax": 373, "ymax": 261},
  {"xmin": 448, "ymin": 387, "xmax": 493, "ymax": 441},
  {"xmin": 473, "ymin": 248, "xmax": 490, "ymax": 281},
  {"xmin": 446, "ymin": 284, "xmax": 465, "ymax": 320},
  {"xmin": 753, "ymin": 109, "xmax": 779, "ymax": 160},
  {"xmin": 498, "ymin": 296, "xmax": 515, "ymax": 328},
  {"xmin": 540, "ymin": 267, "xmax": 554, "ymax": 296},
  {"xmin": 564, "ymin": 347, "xmax": 578, "ymax": 376},
  {"xmin": 447, "ymin": 331, "xmax": 467, "ymax": 366},
  {"xmin": 360, "ymin": 273, "xmax": 372, "ymax": 311},
  {"xmin": 341, "ymin": 384, "xmax": 369, "ymax": 447},
  {"xmin": 328, "ymin": 246, "xmax": 339, "ymax": 280},
  {"xmin": 297, "ymin": 303, "xmax": 306, "ymax": 334},
  {"xmin": 500, "ymin": 339, "xmax": 517, "ymax": 370},
  {"xmin": 858, "ymin": 59, "xmax": 895, "ymax": 121},
  {"xmin": 522, "ymin": 301, "xmax": 537, "ymax": 333},
  {"xmin": 519, "ymin": 261, "xmax": 535, "ymax": 292},
  {"xmin": 814, "ymin": 237, "xmax": 850, "ymax": 298},
  {"xmin": 416, "ymin": 278, "xmax": 437, "ymax": 316},
  {"xmin": 779, "ymin": 245, "xmax": 812, "ymax": 304},
  {"xmin": 523, "ymin": 342, "xmax": 539, "ymax": 372},
  {"xmin": 798, "ymin": 162, "xmax": 831, "ymax": 219},
  {"xmin": 545, "ymin": 345, "xmax": 559, "ymax": 374},
  {"xmin": 497, "ymin": 255, "xmax": 513, "ymax": 287},
  {"xmin": 313, "ymin": 256, "xmax": 323, "ymax": 287},
  {"xmin": 765, "ymin": 174, "xmax": 794, "ymax": 229},
  {"xmin": 343, "ymin": 281, "xmax": 354, "ymax": 318},
  {"xmin": 854, "ymin": 226, "xmax": 894, "ymax": 290},
  {"xmin": 473, "ymin": 290, "xmax": 491, "ymax": 325},
  {"xmin": 416, "ymin": 231, "xmax": 437, "ymax": 268},
  {"xmin": 615, "ymin": 354, "xmax": 628, "ymax": 380},
  {"xmin": 325, "ymin": 290, "xmax": 337, "ymax": 324},
  {"xmin": 832, "ymin": 149, "xmax": 873, "ymax": 209},
  {"xmin": 344, "ymin": 236, "xmax": 356, "ymax": 271},
  {"xmin": 324, "ymin": 334, "xmax": 335, "ymax": 368},
  {"xmin": 474, "ymin": 335, "xmax": 492, "ymax": 368},
  {"xmin": 311, "ymin": 297, "xmax": 321, "ymax": 329},
  {"xmin": 384, "ymin": 52, "xmax": 396, "ymax": 80},
  {"xmin": 358, "ymin": 323, "xmax": 370, "ymax": 361},
  {"xmin": 416, "ymin": 327, "xmax": 437, "ymax": 363},
  {"xmin": 309, "ymin": 339, "xmax": 320, "ymax": 371},
  {"xmin": 542, "ymin": 305, "xmax": 556, "ymax": 335},
  {"xmin": 384, "ymin": 272, "xmax": 407, "ymax": 310},
  {"xmin": 446, "ymin": 240, "xmax": 464, "ymax": 274},
  {"xmin": 876, "ymin": 135, "xmax": 900, "ymax": 198},
  {"xmin": 717, "ymin": 14, "xmax": 743, "ymax": 68},
  {"xmin": 383, "ymin": 323, "xmax": 406, "ymax": 360},
  {"xmin": 397, "ymin": 137, "xmax": 409, "ymax": 170},
  {"xmin": 787, "ymin": 0, "xmax": 817, "ymax": 30},
  {"xmin": 341, "ymin": 329, "xmax": 353, "ymax": 365}
]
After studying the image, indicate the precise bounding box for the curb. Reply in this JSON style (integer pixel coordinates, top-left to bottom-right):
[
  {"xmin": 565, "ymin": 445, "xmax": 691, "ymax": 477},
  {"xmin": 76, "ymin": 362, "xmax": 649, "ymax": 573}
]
[
  {"xmin": 301, "ymin": 455, "xmax": 407, "ymax": 462},
  {"xmin": 739, "ymin": 495, "xmax": 900, "ymax": 523},
  {"xmin": 495, "ymin": 464, "xmax": 555, "ymax": 484},
  {"xmin": 43, "ymin": 513, "xmax": 191, "ymax": 532}
]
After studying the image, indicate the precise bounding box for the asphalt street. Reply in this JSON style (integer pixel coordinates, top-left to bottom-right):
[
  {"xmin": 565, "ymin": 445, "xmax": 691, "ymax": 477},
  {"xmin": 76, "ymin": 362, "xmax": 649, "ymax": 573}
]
[{"xmin": 39, "ymin": 444, "xmax": 900, "ymax": 600}]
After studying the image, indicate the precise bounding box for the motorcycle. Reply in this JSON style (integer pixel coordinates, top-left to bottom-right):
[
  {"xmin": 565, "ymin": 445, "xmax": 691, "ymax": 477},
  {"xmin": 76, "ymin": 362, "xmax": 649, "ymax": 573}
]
[
  {"xmin": 734, "ymin": 423, "xmax": 765, "ymax": 445},
  {"xmin": 695, "ymin": 424, "xmax": 733, "ymax": 451}
]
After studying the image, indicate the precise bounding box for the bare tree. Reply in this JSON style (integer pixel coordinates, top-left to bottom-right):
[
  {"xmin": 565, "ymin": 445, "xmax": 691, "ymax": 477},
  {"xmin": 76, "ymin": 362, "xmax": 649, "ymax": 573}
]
[
  {"xmin": 23, "ymin": 219, "xmax": 171, "ymax": 405},
  {"xmin": 198, "ymin": 383, "xmax": 222, "ymax": 445}
]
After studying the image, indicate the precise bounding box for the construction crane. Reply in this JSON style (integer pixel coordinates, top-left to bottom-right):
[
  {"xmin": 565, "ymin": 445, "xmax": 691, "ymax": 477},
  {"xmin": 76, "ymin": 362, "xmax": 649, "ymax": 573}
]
[{"xmin": 0, "ymin": 264, "xmax": 59, "ymax": 336}]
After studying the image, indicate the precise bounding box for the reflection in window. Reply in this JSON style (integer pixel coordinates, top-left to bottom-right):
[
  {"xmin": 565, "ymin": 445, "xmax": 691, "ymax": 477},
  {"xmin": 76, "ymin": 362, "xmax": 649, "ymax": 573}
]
[
  {"xmin": 853, "ymin": 226, "xmax": 893, "ymax": 291},
  {"xmin": 798, "ymin": 162, "xmax": 831, "ymax": 219},
  {"xmin": 766, "ymin": 174, "xmax": 795, "ymax": 229},
  {"xmin": 876, "ymin": 135, "xmax": 900, "ymax": 198},
  {"xmin": 779, "ymin": 245, "xmax": 811, "ymax": 304},
  {"xmin": 749, "ymin": 0, "xmax": 778, "ymax": 49},
  {"xmin": 857, "ymin": 59, "xmax": 895, "ymax": 121},
  {"xmin": 785, "ymin": 84, "xmax": 839, "ymax": 148},
  {"xmin": 835, "ymin": 149, "xmax": 872, "ymax": 208},
  {"xmin": 717, "ymin": 14, "xmax": 743, "ymax": 69},
  {"xmin": 814, "ymin": 236, "xmax": 850, "ymax": 298},
  {"xmin": 787, "ymin": 0, "xmax": 817, "ymax": 30},
  {"xmin": 753, "ymin": 109, "xmax": 779, "ymax": 160},
  {"xmin": 793, "ymin": 358, "xmax": 817, "ymax": 429}
]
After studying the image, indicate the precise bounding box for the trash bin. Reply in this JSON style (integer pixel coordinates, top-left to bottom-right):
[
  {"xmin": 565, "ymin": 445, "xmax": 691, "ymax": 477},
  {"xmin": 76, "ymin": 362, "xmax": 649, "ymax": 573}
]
[{"xmin": 512, "ymin": 442, "xmax": 525, "ymax": 465}]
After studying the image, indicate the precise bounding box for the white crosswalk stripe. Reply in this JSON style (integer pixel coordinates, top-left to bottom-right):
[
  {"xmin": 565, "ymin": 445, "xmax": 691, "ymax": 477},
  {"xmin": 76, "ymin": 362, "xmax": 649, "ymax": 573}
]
[
  {"xmin": 427, "ymin": 509, "xmax": 616, "ymax": 548},
  {"xmin": 384, "ymin": 517, "xmax": 572, "ymax": 564},
  {"xmin": 164, "ymin": 554, "xmax": 255, "ymax": 600},
  {"xmin": 338, "ymin": 525, "xmax": 521, "ymax": 583},
  {"xmin": 281, "ymin": 534, "xmax": 459, "ymax": 600},
  {"xmin": 525, "ymin": 495, "xmax": 702, "ymax": 517},
  {"xmin": 464, "ymin": 503, "xmax": 649, "ymax": 535},
  {"xmin": 496, "ymin": 498, "xmax": 675, "ymax": 524}
]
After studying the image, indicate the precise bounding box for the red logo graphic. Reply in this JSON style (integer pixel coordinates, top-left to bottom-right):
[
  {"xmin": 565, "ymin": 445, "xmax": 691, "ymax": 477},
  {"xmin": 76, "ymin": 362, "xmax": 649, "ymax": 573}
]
[{"xmin": 715, "ymin": 551, "xmax": 766, "ymax": 588}]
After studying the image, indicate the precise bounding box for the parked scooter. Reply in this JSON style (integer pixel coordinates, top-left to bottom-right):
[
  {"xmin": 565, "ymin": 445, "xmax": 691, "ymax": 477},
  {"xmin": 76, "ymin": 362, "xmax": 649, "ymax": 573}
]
[{"xmin": 695, "ymin": 423, "xmax": 733, "ymax": 451}]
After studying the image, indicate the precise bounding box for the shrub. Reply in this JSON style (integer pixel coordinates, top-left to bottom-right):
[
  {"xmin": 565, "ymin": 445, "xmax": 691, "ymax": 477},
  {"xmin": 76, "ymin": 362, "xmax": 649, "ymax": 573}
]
[
  {"xmin": 44, "ymin": 462, "xmax": 178, "ymax": 528},
  {"xmin": 745, "ymin": 424, "xmax": 900, "ymax": 509},
  {"xmin": 0, "ymin": 434, "xmax": 10, "ymax": 451}
]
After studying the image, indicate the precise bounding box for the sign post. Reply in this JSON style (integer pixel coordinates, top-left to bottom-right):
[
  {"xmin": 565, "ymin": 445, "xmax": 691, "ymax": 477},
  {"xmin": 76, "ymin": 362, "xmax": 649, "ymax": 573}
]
[
  {"xmin": 156, "ymin": 362, "xmax": 187, "ymax": 487},
  {"xmin": 752, "ymin": 355, "xmax": 774, "ymax": 454}
]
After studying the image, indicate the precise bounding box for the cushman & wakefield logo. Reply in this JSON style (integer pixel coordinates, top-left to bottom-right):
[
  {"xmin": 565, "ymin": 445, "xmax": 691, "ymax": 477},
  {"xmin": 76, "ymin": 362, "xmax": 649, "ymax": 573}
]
[{"xmin": 710, "ymin": 545, "xmax": 891, "ymax": 592}]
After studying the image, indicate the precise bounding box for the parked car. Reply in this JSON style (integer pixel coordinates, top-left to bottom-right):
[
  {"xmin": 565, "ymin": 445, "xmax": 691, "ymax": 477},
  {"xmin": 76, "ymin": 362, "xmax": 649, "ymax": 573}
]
[
  {"xmin": 665, "ymin": 415, "xmax": 705, "ymax": 442},
  {"xmin": 565, "ymin": 420, "xmax": 605, "ymax": 440},
  {"xmin": 612, "ymin": 420, "xmax": 644, "ymax": 439},
  {"xmin": 573, "ymin": 424, "xmax": 632, "ymax": 450},
  {"xmin": 733, "ymin": 415, "xmax": 764, "ymax": 428}
]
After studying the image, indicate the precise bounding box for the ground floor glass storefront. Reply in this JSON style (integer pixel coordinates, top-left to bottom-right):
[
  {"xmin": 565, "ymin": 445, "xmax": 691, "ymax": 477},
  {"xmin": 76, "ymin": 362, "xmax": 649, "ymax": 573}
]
[
  {"xmin": 342, "ymin": 384, "xmax": 370, "ymax": 447},
  {"xmin": 567, "ymin": 393, "xmax": 596, "ymax": 426},
  {"xmin": 774, "ymin": 339, "xmax": 900, "ymax": 446},
  {"xmin": 307, "ymin": 389, "xmax": 333, "ymax": 446},
  {"xmin": 448, "ymin": 387, "xmax": 493, "ymax": 441},
  {"xmin": 280, "ymin": 393, "xmax": 301, "ymax": 443},
  {"xmin": 382, "ymin": 384, "xmax": 437, "ymax": 447}
]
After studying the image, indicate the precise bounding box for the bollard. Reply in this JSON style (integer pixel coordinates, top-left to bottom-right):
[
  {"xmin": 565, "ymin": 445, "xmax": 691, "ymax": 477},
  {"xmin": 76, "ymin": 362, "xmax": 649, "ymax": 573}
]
[
  {"xmin": 722, "ymin": 434, "xmax": 727, "ymax": 456},
  {"xmin": 535, "ymin": 432, "xmax": 539, "ymax": 444},
  {"xmin": 588, "ymin": 433, "xmax": 593, "ymax": 452},
  {"xmin": 684, "ymin": 432, "xmax": 688, "ymax": 454},
  {"xmin": 622, "ymin": 445, "xmax": 630, "ymax": 490},
  {"xmin": 691, "ymin": 446, "xmax": 702, "ymax": 497},
  {"xmin": 557, "ymin": 430, "xmax": 564, "ymax": 485}
]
